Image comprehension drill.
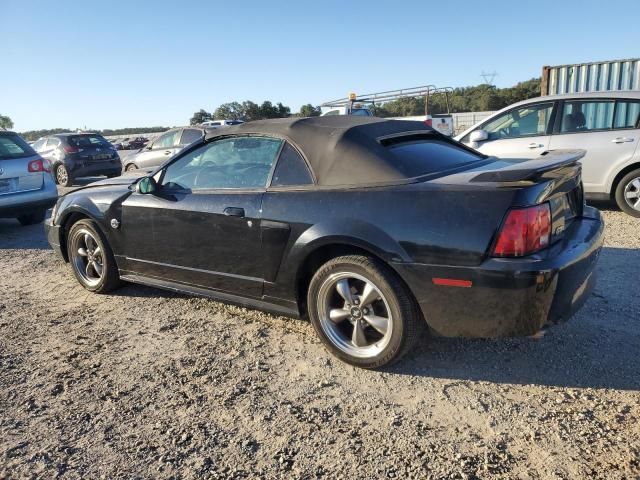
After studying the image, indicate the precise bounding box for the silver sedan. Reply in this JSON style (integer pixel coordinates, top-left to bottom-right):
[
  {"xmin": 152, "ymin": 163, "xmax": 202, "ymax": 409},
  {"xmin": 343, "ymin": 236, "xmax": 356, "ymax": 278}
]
[{"xmin": 0, "ymin": 131, "xmax": 58, "ymax": 225}]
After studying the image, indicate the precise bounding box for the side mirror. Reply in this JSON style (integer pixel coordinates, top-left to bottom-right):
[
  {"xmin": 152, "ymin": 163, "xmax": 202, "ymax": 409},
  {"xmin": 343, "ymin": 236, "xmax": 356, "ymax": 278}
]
[
  {"xmin": 470, "ymin": 130, "xmax": 489, "ymax": 143},
  {"xmin": 136, "ymin": 176, "xmax": 157, "ymax": 194}
]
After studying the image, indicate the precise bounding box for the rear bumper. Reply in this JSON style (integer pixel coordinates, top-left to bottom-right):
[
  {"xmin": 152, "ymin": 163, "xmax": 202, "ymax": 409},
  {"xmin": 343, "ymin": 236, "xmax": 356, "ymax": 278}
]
[
  {"xmin": 0, "ymin": 177, "xmax": 58, "ymax": 218},
  {"xmin": 394, "ymin": 206, "xmax": 604, "ymax": 337},
  {"xmin": 68, "ymin": 159, "xmax": 122, "ymax": 178}
]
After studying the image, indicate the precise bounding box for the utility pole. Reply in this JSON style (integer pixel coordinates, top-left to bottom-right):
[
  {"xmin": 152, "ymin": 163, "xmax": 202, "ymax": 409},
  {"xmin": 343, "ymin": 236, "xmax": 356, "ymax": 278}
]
[{"xmin": 480, "ymin": 71, "xmax": 498, "ymax": 85}]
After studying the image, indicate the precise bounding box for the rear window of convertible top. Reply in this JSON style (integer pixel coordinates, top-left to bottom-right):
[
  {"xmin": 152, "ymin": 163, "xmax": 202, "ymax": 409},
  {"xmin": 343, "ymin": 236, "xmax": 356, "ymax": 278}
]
[{"xmin": 383, "ymin": 134, "xmax": 485, "ymax": 178}]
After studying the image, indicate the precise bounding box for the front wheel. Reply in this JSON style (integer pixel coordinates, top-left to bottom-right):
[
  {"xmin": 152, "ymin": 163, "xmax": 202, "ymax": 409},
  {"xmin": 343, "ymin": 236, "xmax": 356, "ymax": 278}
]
[
  {"xmin": 307, "ymin": 255, "xmax": 422, "ymax": 369},
  {"xmin": 67, "ymin": 219, "xmax": 121, "ymax": 293},
  {"xmin": 125, "ymin": 163, "xmax": 138, "ymax": 172},
  {"xmin": 615, "ymin": 168, "xmax": 640, "ymax": 218}
]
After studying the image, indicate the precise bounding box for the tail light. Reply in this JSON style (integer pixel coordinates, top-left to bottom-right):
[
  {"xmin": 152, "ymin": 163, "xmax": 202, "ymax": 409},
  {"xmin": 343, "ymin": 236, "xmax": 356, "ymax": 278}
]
[
  {"xmin": 425, "ymin": 118, "xmax": 433, "ymax": 127},
  {"xmin": 63, "ymin": 145, "xmax": 79, "ymax": 154},
  {"xmin": 492, "ymin": 203, "xmax": 551, "ymax": 257},
  {"xmin": 28, "ymin": 158, "xmax": 51, "ymax": 173}
]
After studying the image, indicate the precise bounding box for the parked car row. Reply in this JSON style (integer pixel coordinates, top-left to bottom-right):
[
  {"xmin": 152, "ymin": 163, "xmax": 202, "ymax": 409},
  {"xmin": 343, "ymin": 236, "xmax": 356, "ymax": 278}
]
[{"xmin": 110, "ymin": 136, "xmax": 149, "ymax": 150}]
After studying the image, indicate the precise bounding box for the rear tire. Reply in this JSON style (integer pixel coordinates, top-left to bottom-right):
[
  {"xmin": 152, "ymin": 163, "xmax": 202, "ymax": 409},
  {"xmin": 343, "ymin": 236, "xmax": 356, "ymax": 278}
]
[
  {"xmin": 55, "ymin": 164, "xmax": 72, "ymax": 187},
  {"xmin": 614, "ymin": 168, "xmax": 640, "ymax": 218},
  {"xmin": 307, "ymin": 255, "xmax": 422, "ymax": 369},
  {"xmin": 67, "ymin": 219, "xmax": 121, "ymax": 293},
  {"xmin": 17, "ymin": 210, "xmax": 46, "ymax": 226},
  {"xmin": 125, "ymin": 164, "xmax": 138, "ymax": 172}
]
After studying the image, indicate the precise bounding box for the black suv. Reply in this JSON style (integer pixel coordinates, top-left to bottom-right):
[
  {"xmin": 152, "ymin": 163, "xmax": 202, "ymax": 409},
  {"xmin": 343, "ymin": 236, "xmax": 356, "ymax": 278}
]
[{"xmin": 32, "ymin": 133, "xmax": 122, "ymax": 187}]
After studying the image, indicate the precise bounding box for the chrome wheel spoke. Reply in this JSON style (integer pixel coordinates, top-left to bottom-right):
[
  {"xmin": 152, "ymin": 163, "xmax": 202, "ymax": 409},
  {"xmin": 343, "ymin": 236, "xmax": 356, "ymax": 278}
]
[
  {"xmin": 77, "ymin": 247, "xmax": 88, "ymax": 257},
  {"xmin": 352, "ymin": 319, "xmax": 367, "ymax": 347},
  {"xmin": 358, "ymin": 282, "xmax": 378, "ymax": 308},
  {"xmin": 93, "ymin": 246, "xmax": 101, "ymax": 257},
  {"xmin": 329, "ymin": 308, "xmax": 350, "ymax": 323},
  {"xmin": 85, "ymin": 262, "xmax": 94, "ymax": 278},
  {"xmin": 631, "ymin": 179, "xmax": 640, "ymax": 190},
  {"xmin": 363, "ymin": 314, "xmax": 388, "ymax": 336},
  {"xmin": 335, "ymin": 279, "xmax": 353, "ymax": 304},
  {"xmin": 625, "ymin": 190, "xmax": 639, "ymax": 199},
  {"xmin": 84, "ymin": 234, "xmax": 94, "ymax": 250},
  {"xmin": 634, "ymin": 199, "xmax": 640, "ymax": 210},
  {"xmin": 93, "ymin": 261, "xmax": 103, "ymax": 277}
]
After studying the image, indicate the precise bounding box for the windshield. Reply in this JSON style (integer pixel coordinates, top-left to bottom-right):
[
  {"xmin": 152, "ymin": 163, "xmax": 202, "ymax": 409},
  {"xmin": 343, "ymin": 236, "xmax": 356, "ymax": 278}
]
[
  {"xmin": 68, "ymin": 134, "xmax": 111, "ymax": 148},
  {"xmin": 0, "ymin": 133, "xmax": 37, "ymax": 160}
]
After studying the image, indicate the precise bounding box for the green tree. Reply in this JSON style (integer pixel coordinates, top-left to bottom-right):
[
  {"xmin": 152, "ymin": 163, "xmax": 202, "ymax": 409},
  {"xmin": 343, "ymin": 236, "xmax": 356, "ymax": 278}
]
[
  {"xmin": 242, "ymin": 101, "xmax": 261, "ymax": 121},
  {"xmin": 299, "ymin": 104, "xmax": 321, "ymax": 117},
  {"xmin": 0, "ymin": 114, "xmax": 14, "ymax": 130},
  {"xmin": 190, "ymin": 109, "xmax": 213, "ymax": 125},
  {"xmin": 214, "ymin": 102, "xmax": 243, "ymax": 120}
]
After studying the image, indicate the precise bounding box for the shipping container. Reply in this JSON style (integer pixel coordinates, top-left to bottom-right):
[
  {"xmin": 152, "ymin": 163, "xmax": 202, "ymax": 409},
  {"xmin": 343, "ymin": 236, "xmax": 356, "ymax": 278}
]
[{"xmin": 541, "ymin": 58, "xmax": 640, "ymax": 96}]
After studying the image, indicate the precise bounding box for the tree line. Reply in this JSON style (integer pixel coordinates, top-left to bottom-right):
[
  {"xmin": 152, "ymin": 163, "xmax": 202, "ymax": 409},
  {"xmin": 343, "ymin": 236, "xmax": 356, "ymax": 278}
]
[
  {"xmin": 7, "ymin": 78, "xmax": 542, "ymax": 140},
  {"xmin": 190, "ymin": 79, "xmax": 540, "ymax": 123}
]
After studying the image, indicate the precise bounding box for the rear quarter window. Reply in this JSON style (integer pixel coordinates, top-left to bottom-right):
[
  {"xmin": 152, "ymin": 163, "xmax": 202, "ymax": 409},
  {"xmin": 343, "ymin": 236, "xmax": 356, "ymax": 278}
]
[{"xmin": 384, "ymin": 135, "xmax": 484, "ymax": 177}]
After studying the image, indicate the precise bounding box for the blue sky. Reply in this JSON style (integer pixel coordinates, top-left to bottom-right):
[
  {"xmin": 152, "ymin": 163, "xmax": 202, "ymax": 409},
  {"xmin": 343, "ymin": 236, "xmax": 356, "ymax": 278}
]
[{"xmin": 3, "ymin": 0, "xmax": 639, "ymax": 131}]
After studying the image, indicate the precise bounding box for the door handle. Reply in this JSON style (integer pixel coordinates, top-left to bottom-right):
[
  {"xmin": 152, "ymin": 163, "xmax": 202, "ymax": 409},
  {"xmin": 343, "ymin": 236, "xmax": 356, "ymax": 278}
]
[
  {"xmin": 528, "ymin": 142, "xmax": 544, "ymax": 149},
  {"xmin": 223, "ymin": 207, "xmax": 245, "ymax": 217},
  {"xmin": 611, "ymin": 137, "xmax": 634, "ymax": 143},
  {"xmin": 164, "ymin": 150, "xmax": 172, "ymax": 155}
]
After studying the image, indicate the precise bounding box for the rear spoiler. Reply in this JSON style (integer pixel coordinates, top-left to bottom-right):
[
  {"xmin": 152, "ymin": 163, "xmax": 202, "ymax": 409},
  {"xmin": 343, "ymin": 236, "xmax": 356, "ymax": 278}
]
[{"xmin": 469, "ymin": 150, "xmax": 585, "ymax": 183}]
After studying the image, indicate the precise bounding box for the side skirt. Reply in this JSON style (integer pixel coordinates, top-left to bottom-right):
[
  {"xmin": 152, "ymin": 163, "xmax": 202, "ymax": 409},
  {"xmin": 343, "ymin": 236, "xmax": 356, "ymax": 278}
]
[{"xmin": 120, "ymin": 273, "xmax": 301, "ymax": 319}]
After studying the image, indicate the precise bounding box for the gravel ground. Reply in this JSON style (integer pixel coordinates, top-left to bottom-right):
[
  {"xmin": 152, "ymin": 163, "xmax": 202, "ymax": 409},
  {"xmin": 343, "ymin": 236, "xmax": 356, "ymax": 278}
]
[{"xmin": 0, "ymin": 199, "xmax": 639, "ymax": 479}]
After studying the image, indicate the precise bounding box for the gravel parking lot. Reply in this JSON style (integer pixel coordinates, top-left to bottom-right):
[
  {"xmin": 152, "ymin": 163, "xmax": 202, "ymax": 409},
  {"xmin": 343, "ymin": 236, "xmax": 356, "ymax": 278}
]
[{"xmin": 1, "ymin": 192, "xmax": 639, "ymax": 478}]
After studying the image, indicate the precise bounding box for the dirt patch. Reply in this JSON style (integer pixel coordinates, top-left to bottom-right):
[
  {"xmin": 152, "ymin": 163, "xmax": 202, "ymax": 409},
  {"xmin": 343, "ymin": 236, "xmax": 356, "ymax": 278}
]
[{"xmin": 1, "ymin": 207, "xmax": 639, "ymax": 479}]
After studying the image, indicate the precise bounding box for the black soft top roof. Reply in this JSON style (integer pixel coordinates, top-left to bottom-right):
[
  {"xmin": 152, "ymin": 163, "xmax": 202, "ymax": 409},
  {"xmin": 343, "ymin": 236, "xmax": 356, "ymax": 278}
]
[{"xmin": 204, "ymin": 116, "xmax": 434, "ymax": 186}]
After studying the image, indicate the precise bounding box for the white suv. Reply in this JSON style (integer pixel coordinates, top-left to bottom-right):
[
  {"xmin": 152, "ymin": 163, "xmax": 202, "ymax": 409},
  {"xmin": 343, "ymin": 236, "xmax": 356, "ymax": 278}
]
[{"xmin": 456, "ymin": 91, "xmax": 640, "ymax": 217}]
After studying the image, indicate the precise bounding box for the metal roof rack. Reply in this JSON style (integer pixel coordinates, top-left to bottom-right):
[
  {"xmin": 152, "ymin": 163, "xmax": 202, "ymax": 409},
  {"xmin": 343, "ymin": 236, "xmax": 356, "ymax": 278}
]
[{"xmin": 321, "ymin": 85, "xmax": 454, "ymax": 115}]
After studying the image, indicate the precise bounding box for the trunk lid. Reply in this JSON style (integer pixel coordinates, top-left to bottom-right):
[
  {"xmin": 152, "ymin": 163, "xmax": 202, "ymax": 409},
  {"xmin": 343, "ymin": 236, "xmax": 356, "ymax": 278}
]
[
  {"xmin": 436, "ymin": 149, "xmax": 586, "ymax": 243},
  {"xmin": 0, "ymin": 154, "xmax": 45, "ymax": 195},
  {"xmin": 477, "ymin": 150, "xmax": 585, "ymax": 242}
]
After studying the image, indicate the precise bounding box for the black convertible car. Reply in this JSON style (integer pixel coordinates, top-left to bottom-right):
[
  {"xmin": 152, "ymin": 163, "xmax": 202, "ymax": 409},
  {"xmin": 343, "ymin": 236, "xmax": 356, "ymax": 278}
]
[{"xmin": 45, "ymin": 116, "xmax": 604, "ymax": 368}]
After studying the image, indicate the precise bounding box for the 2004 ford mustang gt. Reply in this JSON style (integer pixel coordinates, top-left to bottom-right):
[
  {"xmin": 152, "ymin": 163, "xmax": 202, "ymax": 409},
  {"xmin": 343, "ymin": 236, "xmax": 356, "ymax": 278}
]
[{"xmin": 45, "ymin": 116, "xmax": 604, "ymax": 368}]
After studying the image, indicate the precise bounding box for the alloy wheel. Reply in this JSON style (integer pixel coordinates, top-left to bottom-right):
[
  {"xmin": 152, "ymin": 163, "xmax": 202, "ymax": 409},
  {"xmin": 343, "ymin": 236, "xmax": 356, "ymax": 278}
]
[
  {"xmin": 623, "ymin": 177, "xmax": 640, "ymax": 211},
  {"xmin": 317, "ymin": 272, "xmax": 393, "ymax": 359},
  {"xmin": 70, "ymin": 229, "xmax": 104, "ymax": 287},
  {"xmin": 56, "ymin": 166, "xmax": 68, "ymax": 185}
]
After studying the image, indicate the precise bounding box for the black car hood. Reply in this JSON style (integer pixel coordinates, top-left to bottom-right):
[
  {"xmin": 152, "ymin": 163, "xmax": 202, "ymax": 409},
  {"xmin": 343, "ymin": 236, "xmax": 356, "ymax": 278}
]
[{"xmin": 62, "ymin": 172, "xmax": 145, "ymax": 196}]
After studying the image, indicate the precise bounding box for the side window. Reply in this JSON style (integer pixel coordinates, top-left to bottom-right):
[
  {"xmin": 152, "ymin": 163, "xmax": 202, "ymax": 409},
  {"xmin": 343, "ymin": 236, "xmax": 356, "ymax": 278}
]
[
  {"xmin": 324, "ymin": 110, "xmax": 340, "ymax": 116},
  {"xmin": 614, "ymin": 101, "xmax": 640, "ymax": 129},
  {"xmin": 45, "ymin": 138, "xmax": 60, "ymax": 149},
  {"xmin": 560, "ymin": 100, "xmax": 614, "ymax": 133},
  {"xmin": 154, "ymin": 130, "xmax": 180, "ymax": 149},
  {"xmin": 32, "ymin": 138, "xmax": 46, "ymax": 151},
  {"xmin": 161, "ymin": 136, "xmax": 283, "ymax": 191},
  {"xmin": 271, "ymin": 142, "xmax": 314, "ymax": 186},
  {"xmin": 482, "ymin": 103, "xmax": 554, "ymax": 140},
  {"xmin": 179, "ymin": 128, "xmax": 203, "ymax": 146}
]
